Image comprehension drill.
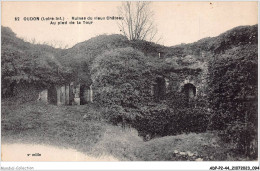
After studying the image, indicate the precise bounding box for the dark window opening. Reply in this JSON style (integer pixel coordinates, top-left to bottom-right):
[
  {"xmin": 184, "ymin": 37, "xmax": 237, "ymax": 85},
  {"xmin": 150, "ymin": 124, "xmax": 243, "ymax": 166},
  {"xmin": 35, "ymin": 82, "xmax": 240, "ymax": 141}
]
[
  {"xmin": 47, "ymin": 85, "xmax": 57, "ymax": 105},
  {"xmin": 153, "ymin": 77, "xmax": 166, "ymax": 102},
  {"xmin": 183, "ymin": 83, "xmax": 196, "ymax": 101},
  {"xmin": 80, "ymin": 84, "xmax": 88, "ymax": 105}
]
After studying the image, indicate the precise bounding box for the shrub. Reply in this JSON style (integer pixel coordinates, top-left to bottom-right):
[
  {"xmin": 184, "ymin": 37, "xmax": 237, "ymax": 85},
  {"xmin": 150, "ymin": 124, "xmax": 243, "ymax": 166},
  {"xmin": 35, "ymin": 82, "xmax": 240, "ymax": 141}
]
[
  {"xmin": 102, "ymin": 105, "xmax": 142, "ymax": 128},
  {"xmin": 102, "ymin": 105, "xmax": 127, "ymax": 125},
  {"xmin": 165, "ymin": 92, "xmax": 187, "ymax": 108},
  {"xmin": 208, "ymin": 44, "xmax": 257, "ymax": 130},
  {"xmin": 219, "ymin": 120, "xmax": 257, "ymax": 159},
  {"xmin": 134, "ymin": 103, "xmax": 172, "ymax": 137},
  {"xmin": 91, "ymin": 47, "xmax": 157, "ymax": 127},
  {"xmin": 168, "ymin": 107, "xmax": 210, "ymax": 134},
  {"xmin": 134, "ymin": 103, "xmax": 210, "ymax": 138},
  {"xmin": 91, "ymin": 47, "xmax": 154, "ymax": 109},
  {"xmin": 208, "ymin": 39, "xmax": 258, "ymax": 159}
]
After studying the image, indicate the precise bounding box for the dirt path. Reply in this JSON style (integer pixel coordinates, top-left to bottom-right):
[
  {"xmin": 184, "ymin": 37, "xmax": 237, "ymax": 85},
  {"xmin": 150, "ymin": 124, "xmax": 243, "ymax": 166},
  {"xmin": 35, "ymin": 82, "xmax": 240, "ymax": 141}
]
[{"xmin": 1, "ymin": 143, "xmax": 119, "ymax": 161}]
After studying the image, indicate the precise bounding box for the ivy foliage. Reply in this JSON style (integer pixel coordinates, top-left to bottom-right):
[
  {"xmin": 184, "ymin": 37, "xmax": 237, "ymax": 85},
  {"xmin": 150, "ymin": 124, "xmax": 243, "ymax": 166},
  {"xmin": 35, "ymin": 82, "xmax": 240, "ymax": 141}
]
[
  {"xmin": 208, "ymin": 40, "xmax": 258, "ymax": 158},
  {"xmin": 90, "ymin": 47, "xmax": 210, "ymax": 137},
  {"xmin": 208, "ymin": 44, "xmax": 257, "ymax": 129},
  {"xmin": 91, "ymin": 47, "xmax": 154, "ymax": 108},
  {"xmin": 1, "ymin": 26, "xmax": 73, "ymax": 97},
  {"xmin": 2, "ymin": 23, "xmax": 258, "ymax": 155}
]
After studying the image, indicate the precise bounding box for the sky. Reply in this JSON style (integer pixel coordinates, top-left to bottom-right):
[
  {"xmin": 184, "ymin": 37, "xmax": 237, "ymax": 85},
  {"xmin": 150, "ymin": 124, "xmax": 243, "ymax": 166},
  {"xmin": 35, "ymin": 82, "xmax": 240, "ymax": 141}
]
[{"xmin": 1, "ymin": 1, "xmax": 258, "ymax": 48}]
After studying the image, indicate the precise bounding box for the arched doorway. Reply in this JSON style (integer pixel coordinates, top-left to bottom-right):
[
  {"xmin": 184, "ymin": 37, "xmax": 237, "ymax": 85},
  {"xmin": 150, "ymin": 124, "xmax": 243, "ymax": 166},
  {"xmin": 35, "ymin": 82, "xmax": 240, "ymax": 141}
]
[{"xmin": 183, "ymin": 83, "xmax": 196, "ymax": 101}]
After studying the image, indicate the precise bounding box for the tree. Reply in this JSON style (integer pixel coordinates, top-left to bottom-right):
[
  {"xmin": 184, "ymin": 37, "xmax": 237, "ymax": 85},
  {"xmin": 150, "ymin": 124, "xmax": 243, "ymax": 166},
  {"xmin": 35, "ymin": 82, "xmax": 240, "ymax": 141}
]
[{"xmin": 118, "ymin": 2, "xmax": 159, "ymax": 42}]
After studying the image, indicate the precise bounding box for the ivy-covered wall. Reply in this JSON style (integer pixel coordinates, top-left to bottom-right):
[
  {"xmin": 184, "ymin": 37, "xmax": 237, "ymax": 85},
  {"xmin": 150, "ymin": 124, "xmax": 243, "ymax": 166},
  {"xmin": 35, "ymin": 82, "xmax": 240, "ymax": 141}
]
[{"xmin": 156, "ymin": 61, "xmax": 209, "ymax": 102}]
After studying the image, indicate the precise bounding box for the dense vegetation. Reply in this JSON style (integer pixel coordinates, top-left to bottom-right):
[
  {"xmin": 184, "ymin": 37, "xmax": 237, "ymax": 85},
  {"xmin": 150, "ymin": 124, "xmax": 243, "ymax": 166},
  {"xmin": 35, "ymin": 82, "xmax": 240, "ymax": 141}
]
[
  {"xmin": 208, "ymin": 44, "xmax": 258, "ymax": 158},
  {"xmin": 1, "ymin": 24, "xmax": 258, "ymax": 160},
  {"xmin": 2, "ymin": 102, "xmax": 229, "ymax": 161},
  {"xmin": 1, "ymin": 27, "xmax": 72, "ymax": 100}
]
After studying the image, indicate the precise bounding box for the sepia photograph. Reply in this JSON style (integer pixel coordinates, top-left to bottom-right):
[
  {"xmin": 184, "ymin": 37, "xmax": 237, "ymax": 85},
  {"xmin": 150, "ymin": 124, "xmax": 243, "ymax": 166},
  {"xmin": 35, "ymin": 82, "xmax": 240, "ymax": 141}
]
[{"xmin": 0, "ymin": 0, "xmax": 258, "ymax": 169}]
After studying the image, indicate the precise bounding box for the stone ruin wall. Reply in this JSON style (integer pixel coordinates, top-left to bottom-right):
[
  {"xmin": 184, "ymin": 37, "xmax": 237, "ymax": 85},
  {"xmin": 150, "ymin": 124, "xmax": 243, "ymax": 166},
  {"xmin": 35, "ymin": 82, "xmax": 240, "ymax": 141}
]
[
  {"xmin": 38, "ymin": 82, "xmax": 93, "ymax": 106},
  {"xmin": 163, "ymin": 62, "xmax": 209, "ymax": 99}
]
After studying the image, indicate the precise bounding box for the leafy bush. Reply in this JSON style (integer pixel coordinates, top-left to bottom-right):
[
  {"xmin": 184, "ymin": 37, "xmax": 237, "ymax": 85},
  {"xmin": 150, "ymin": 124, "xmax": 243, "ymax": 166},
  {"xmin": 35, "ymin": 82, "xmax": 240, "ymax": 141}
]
[
  {"xmin": 208, "ymin": 31, "xmax": 258, "ymax": 159},
  {"xmin": 134, "ymin": 103, "xmax": 210, "ymax": 138},
  {"xmin": 134, "ymin": 103, "xmax": 172, "ymax": 137},
  {"xmin": 102, "ymin": 105, "xmax": 127, "ymax": 125},
  {"xmin": 91, "ymin": 47, "xmax": 154, "ymax": 110},
  {"xmin": 102, "ymin": 105, "xmax": 142, "ymax": 128},
  {"xmin": 165, "ymin": 92, "xmax": 188, "ymax": 108},
  {"xmin": 168, "ymin": 107, "xmax": 210, "ymax": 134},
  {"xmin": 220, "ymin": 120, "xmax": 257, "ymax": 159},
  {"xmin": 208, "ymin": 44, "xmax": 257, "ymax": 130}
]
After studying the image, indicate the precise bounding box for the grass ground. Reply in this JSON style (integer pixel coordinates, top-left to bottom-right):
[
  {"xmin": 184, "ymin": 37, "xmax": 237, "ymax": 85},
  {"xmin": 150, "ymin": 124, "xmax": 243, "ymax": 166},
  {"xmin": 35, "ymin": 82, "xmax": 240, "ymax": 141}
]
[
  {"xmin": 2, "ymin": 101, "xmax": 104, "ymax": 152},
  {"xmin": 1, "ymin": 101, "xmax": 245, "ymax": 161}
]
